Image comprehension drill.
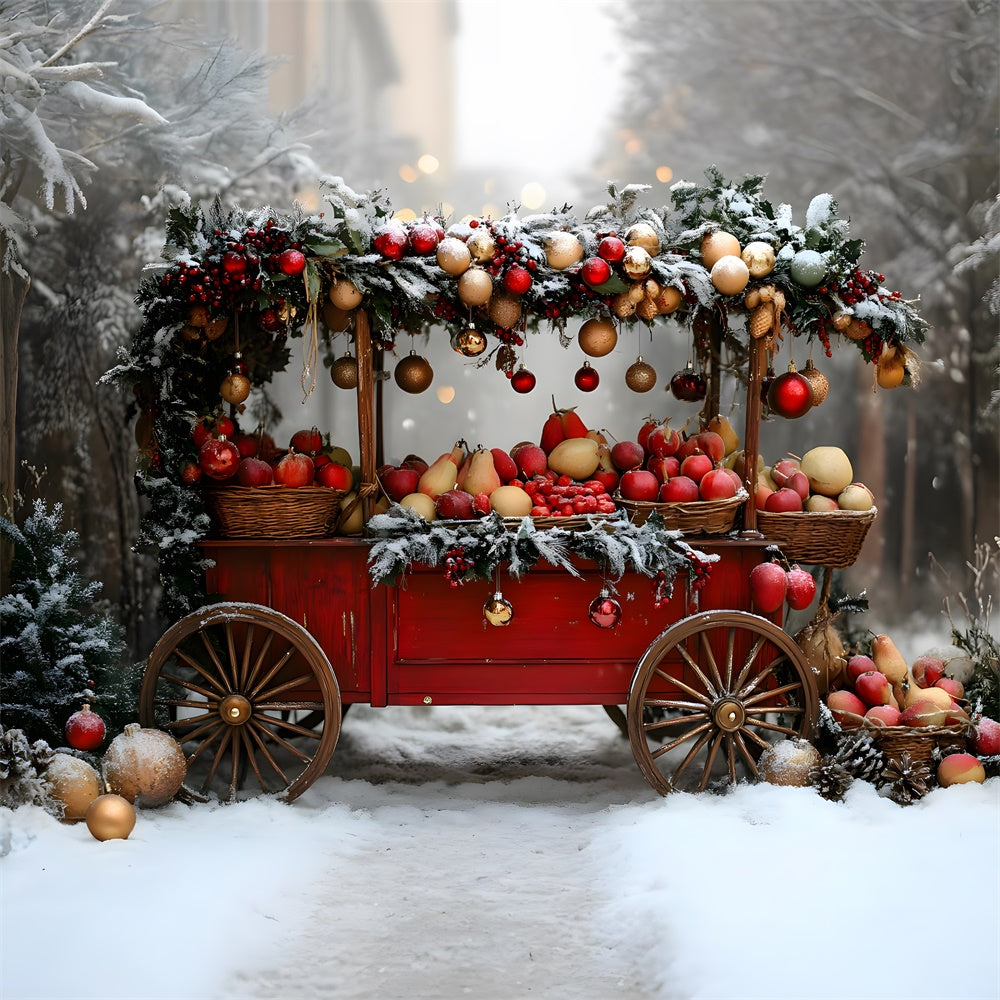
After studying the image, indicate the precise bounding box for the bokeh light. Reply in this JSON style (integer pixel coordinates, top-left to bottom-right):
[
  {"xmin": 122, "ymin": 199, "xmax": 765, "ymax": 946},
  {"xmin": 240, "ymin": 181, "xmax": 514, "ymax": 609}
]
[{"xmin": 520, "ymin": 182, "xmax": 546, "ymax": 210}]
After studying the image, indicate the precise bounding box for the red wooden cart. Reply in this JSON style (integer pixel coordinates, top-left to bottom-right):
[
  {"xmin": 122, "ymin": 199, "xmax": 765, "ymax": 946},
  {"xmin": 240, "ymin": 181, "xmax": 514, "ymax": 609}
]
[{"xmin": 138, "ymin": 313, "xmax": 833, "ymax": 802}]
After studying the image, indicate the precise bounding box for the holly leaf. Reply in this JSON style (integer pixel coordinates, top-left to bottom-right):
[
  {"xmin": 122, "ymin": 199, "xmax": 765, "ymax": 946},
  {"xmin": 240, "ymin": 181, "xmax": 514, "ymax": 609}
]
[{"xmin": 304, "ymin": 259, "xmax": 322, "ymax": 303}]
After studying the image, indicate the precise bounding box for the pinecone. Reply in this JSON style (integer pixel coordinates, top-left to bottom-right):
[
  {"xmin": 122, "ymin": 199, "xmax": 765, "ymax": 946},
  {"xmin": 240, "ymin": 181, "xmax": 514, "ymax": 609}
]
[
  {"xmin": 749, "ymin": 302, "xmax": 774, "ymax": 339},
  {"xmin": 838, "ymin": 732, "xmax": 886, "ymax": 783},
  {"xmin": 808, "ymin": 759, "xmax": 853, "ymax": 801},
  {"xmin": 881, "ymin": 752, "xmax": 933, "ymax": 805}
]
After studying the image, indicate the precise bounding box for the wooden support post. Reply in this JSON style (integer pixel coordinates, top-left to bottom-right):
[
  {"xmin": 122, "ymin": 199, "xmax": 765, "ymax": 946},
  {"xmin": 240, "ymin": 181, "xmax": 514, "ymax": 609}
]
[
  {"xmin": 354, "ymin": 309, "xmax": 378, "ymax": 525},
  {"xmin": 741, "ymin": 337, "xmax": 766, "ymax": 536}
]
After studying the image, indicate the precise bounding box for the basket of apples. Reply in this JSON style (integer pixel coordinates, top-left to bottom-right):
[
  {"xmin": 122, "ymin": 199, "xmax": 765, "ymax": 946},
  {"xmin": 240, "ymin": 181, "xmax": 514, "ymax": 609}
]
[
  {"xmin": 611, "ymin": 422, "xmax": 748, "ymax": 535},
  {"xmin": 197, "ymin": 424, "xmax": 351, "ymax": 539},
  {"xmin": 754, "ymin": 446, "xmax": 876, "ymax": 567}
]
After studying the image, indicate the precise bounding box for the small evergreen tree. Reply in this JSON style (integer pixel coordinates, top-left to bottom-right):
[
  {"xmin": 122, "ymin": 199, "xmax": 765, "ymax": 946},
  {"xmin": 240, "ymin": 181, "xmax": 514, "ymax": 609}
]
[{"xmin": 0, "ymin": 500, "xmax": 135, "ymax": 746}]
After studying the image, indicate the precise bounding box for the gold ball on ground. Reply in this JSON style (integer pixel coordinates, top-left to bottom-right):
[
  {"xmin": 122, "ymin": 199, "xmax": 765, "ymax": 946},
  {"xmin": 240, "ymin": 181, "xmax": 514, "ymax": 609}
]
[
  {"xmin": 330, "ymin": 353, "xmax": 359, "ymax": 389},
  {"xmin": 86, "ymin": 793, "xmax": 137, "ymax": 841},
  {"xmin": 543, "ymin": 231, "xmax": 584, "ymax": 269},
  {"xmin": 488, "ymin": 292, "xmax": 522, "ymax": 330},
  {"xmin": 44, "ymin": 753, "xmax": 102, "ymax": 821},
  {"xmin": 465, "ymin": 228, "xmax": 496, "ymax": 264},
  {"xmin": 700, "ymin": 230, "xmax": 742, "ymax": 270},
  {"xmin": 622, "ymin": 245, "xmax": 652, "ymax": 280},
  {"xmin": 710, "ymin": 255, "xmax": 751, "ymax": 296},
  {"xmin": 741, "ymin": 242, "xmax": 776, "ymax": 278},
  {"xmin": 625, "ymin": 222, "xmax": 660, "ymax": 255},
  {"xmin": 457, "ymin": 267, "xmax": 493, "ymax": 307},
  {"xmin": 220, "ymin": 373, "xmax": 251, "ymax": 405},
  {"xmin": 757, "ymin": 739, "xmax": 821, "ymax": 787},
  {"xmin": 483, "ymin": 593, "xmax": 513, "ymax": 627},
  {"xmin": 328, "ymin": 277, "xmax": 362, "ymax": 310},
  {"xmin": 578, "ymin": 317, "xmax": 618, "ymax": 358},
  {"xmin": 103, "ymin": 724, "xmax": 187, "ymax": 808},
  {"xmin": 394, "ymin": 352, "xmax": 434, "ymax": 393},
  {"xmin": 436, "ymin": 237, "xmax": 472, "ymax": 276},
  {"xmin": 625, "ymin": 358, "xmax": 657, "ymax": 393}
]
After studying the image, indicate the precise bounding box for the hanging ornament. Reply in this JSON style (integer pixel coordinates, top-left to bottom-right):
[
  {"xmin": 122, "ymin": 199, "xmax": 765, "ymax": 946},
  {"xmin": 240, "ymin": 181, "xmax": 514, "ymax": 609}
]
[
  {"xmin": 394, "ymin": 351, "xmax": 434, "ymax": 393},
  {"xmin": 625, "ymin": 357, "xmax": 657, "ymax": 393},
  {"xmin": 483, "ymin": 591, "xmax": 514, "ymax": 627},
  {"xmin": 801, "ymin": 358, "xmax": 830, "ymax": 406},
  {"xmin": 64, "ymin": 703, "xmax": 106, "ymax": 752},
  {"xmin": 85, "ymin": 793, "xmax": 137, "ymax": 842},
  {"xmin": 574, "ymin": 361, "xmax": 600, "ymax": 392},
  {"xmin": 330, "ymin": 352, "xmax": 359, "ymax": 390},
  {"xmin": 669, "ymin": 362, "xmax": 706, "ymax": 402},
  {"xmin": 328, "ymin": 277, "xmax": 363, "ymax": 311},
  {"xmin": 452, "ymin": 325, "xmax": 488, "ymax": 358},
  {"xmin": 489, "ymin": 291, "xmax": 522, "ymax": 330},
  {"xmin": 43, "ymin": 753, "xmax": 101, "ymax": 821},
  {"xmin": 578, "ymin": 318, "xmax": 618, "ymax": 358},
  {"xmin": 510, "ymin": 366, "xmax": 537, "ymax": 393},
  {"xmin": 768, "ymin": 362, "xmax": 813, "ymax": 418},
  {"xmin": 220, "ymin": 354, "xmax": 251, "ymax": 405},
  {"xmin": 589, "ymin": 588, "xmax": 622, "ymax": 629},
  {"xmin": 103, "ymin": 723, "xmax": 187, "ymax": 808}
]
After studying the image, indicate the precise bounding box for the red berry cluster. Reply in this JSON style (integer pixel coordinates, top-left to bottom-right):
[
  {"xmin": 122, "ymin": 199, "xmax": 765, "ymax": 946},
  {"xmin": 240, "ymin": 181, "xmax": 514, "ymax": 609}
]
[
  {"xmin": 443, "ymin": 546, "xmax": 475, "ymax": 587},
  {"xmin": 652, "ymin": 570, "xmax": 672, "ymax": 610},
  {"xmin": 815, "ymin": 318, "xmax": 833, "ymax": 358},
  {"xmin": 521, "ymin": 476, "xmax": 617, "ymax": 518},
  {"xmin": 821, "ymin": 268, "xmax": 900, "ymax": 307},
  {"xmin": 477, "ymin": 221, "xmax": 537, "ymax": 295}
]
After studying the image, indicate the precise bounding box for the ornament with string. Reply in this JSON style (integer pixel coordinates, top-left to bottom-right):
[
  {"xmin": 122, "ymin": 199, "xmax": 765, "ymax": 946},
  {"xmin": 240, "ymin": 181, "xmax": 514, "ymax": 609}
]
[
  {"xmin": 220, "ymin": 315, "xmax": 251, "ymax": 406},
  {"xmin": 483, "ymin": 591, "xmax": 513, "ymax": 627},
  {"xmin": 452, "ymin": 322, "xmax": 488, "ymax": 358},
  {"xmin": 625, "ymin": 357, "xmax": 657, "ymax": 393},
  {"xmin": 510, "ymin": 365, "xmax": 536, "ymax": 394},
  {"xmin": 589, "ymin": 587, "xmax": 622, "ymax": 629},
  {"xmin": 394, "ymin": 345, "xmax": 434, "ymax": 394},
  {"xmin": 670, "ymin": 361, "xmax": 707, "ymax": 402},
  {"xmin": 330, "ymin": 351, "xmax": 359, "ymax": 390}
]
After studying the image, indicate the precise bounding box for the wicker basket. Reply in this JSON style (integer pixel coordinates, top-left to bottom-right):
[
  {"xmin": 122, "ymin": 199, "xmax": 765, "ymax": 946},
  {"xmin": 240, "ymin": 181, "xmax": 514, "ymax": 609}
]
[
  {"xmin": 756, "ymin": 506, "xmax": 876, "ymax": 567},
  {"xmin": 204, "ymin": 485, "xmax": 344, "ymax": 539},
  {"xmin": 617, "ymin": 490, "xmax": 747, "ymax": 535},
  {"xmin": 865, "ymin": 722, "xmax": 971, "ymax": 769}
]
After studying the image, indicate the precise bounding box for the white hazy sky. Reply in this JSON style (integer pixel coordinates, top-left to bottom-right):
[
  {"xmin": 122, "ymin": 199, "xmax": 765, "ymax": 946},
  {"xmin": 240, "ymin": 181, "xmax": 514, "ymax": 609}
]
[{"xmin": 453, "ymin": 0, "xmax": 625, "ymax": 173}]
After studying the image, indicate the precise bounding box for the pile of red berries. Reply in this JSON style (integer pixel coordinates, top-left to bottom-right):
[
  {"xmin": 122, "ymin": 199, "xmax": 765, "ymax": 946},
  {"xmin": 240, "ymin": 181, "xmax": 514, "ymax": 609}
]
[
  {"xmin": 522, "ymin": 476, "xmax": 618, "ymax": 518},
  {"xmin": 442, "ymin": 546, "xmax": 475, "ymax": 587}
]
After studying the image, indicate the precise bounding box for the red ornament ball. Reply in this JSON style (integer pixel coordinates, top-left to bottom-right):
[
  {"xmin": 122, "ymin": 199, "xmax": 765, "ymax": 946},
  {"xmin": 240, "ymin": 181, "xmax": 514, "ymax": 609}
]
[
  {"xmin": 589, "ymin": 591, "xmax": 622, "ymax": 629},
  {"xmin": 574, "ymin": 362, "xmax": 600, "ymax": 392},
  {"xmin": 670, "ymin": 366, "xmax": 707, "ymax": 402},
  {"xmin": 581, "ymin": 256, "xmax": 612, "ymax": 288},
  {"xmin": 510, "ymin": 367, "xmax": 537, "ymax": 394},
  {"xmin": 503, "ymin": 265, "xmax": 533, "ymax": 296},
  {"xmin": 65, "ymin": 703, "xmax": 106, "ymax": 751},
  {"xmin": 222, "ymin": 252, "xmax": 246, "ymax": 277},
  {"xmin": 276, "ymin": 249, "xmax": 306, "ymax": 276},
  {"xmin": 768, "ymin": 370, "xmax": 813, "ymax": 419},
  {"xmin": 597, "ymin": 235, "xmax": 626, "ymax": 263}
]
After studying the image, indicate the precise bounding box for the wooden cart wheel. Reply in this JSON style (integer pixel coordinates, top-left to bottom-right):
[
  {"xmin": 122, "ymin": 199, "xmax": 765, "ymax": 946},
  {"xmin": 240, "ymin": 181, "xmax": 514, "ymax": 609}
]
[
  {"xmin": 139, "ymin": 603, "xmax": 341, "ymax": 803},
  {"xmin": 627, "ymin": 610, "xmax": 819, "ymax": 795}
]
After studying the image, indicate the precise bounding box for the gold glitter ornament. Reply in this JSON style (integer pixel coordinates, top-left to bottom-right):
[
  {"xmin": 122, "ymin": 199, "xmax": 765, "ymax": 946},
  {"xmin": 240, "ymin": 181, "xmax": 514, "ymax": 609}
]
[
  {"xmin": 394, "ymin": 351, "xmax": 434, "ymax": 393},
  {"xmin": 488, "ymin": 291, "xmax": 522, "ymax": 330},
  {"xmin": 330, "ymin": 353, "xmax": 359, "ymax": 389},
  {"xmin": 220, "ymin": 372, "xmax": 251, "ymax": 405},
  {"xmin": 452, "ymin": 326, "xmax": 488, "ymax": 357},
  {"xmin": 801, "ymin": 359, "xmax": 830, "ymax": 405},
  {"xmin": 578, "ymin": 318, "xmax": 618, "ymax": 357},
  {"xmin": 104, "ymin": 723, "xmax": 187, "ymax": 808},
  {"xmin": 328, "ymin": 277, "xmax": 363, "ymax": 310},
  {"xmin": 625, "ymin": 357, "xmax": 657, "ymax": 393}
]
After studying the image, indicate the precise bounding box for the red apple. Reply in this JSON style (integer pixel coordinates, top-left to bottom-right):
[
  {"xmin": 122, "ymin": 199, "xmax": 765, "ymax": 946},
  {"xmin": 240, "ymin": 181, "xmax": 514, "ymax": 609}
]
[
  {"xmin": 236, "ymin": 456, "xmax": 274, "ymax": 487},
  {"xmin": 381, "ymin": 466, "xmax": 421, "ymax": 501},
  {"xmin": 749, "ymin": 562, "xmax": 787, "ymax": 613},
  {"xmin": 647, "ymin": 455, "xmax": 678, "ymax": 483},
  {"xmin": 911, "ymin": 655, "xmax": 946, "ymax": 688},
  {"xmin": 660, "ymin": 476, "xmax": 700, "ymax": 502},
  {"xmin": 846, "ymin": 654, "xmax": 877, "ymax": 683},
  {"xmin": 826, "ymin": 690, "xmax": 867, "ymax": 729},
  {"xmin": 290, "ymin": 427, "xmax": 323, "ymax": 454},
  {"xmin": 805, "ymin": 494, "xmax": 840, "ymax": 512},
  {"xmin": 317, "ymin": 461, "xmax": 352, "ymax": 491},
  {"xmin": 934, "ymin": 677, "xmax": 965, "ymax": 700},
  {"xmin": 611, "ymin": 440, "xmax": 645, "ymax": 472},
  {"xmin": 199, "ymin": 436, "xmax": 241, "ymax": 480},
  {"xmin": 647, "ymin": 425, "xmax": 680, "ymax": 458},
  {"xmin": 232, "ymin": 432, "xmax": 259, "ymax": 458},
  {"xmin": 435, "ymin": 489, "xmax": 476, "ymax": 520},
  {"xmin": 637, "ymin": 417, "xmax": 660, "ymax": 454},
  {"xmin": 620, "ymin": 469, "xmax": 660, "ymax": 502},
  {"xmin": 512, "ymin": 443, "xmax": 548, "ymax": 479},
  {"xmin": 865, "ymin": 704, "xmax": 901, "ymax": 727},
  {"xmin": 274, "ymin": 450, "xmax": 315, "ymax": 487},
  {"xmin": 754, "ymin": 483, "xmax": 774, "ymax": 510},
  {"xmin": 490, "ymin": 448, "xmax": 519, "ymax": 483},
  {"xmin": 899, "ymin": 700, "xmax": 948, "ymax": 728},
  {"xmin": 593, "ymin": 468, "xmax": 620, "ymax": 492},
  {"xmin": 784, "ymin": 565, "xmax": 817, "ymax": 611},
  {"xmin": 937, "ymin": 753, "xmax": 986, "ymax": 787},
  {"xmin": 786, "ymin": 470, "xmax": 810, "ymax": 500},
  {"xmin": 192, "ymin": 413, "xmax": 234, "ymax": 448},
  {"xmin": 770, "ymin": 458, "xmax": 801, "ymax": 487},
  {"xmin": 974, "ymin": 717, "xmax": 1000, "ymax": 755},
  {"xmin": 855, "ymin": 670, "xmax": 893, "ymax": 708},
  {"xmin": 699, "ymin": 468, "xmax": 738, "ymax": 501},
  {"xmin": 764, "ymin": 487, "xmax": 804, "ymax": 513},
  {"xmin": 179, "ymin": 459, "xmax": 202, "ymax": 485},
  {"xmin": 401, "ymin": 454, "xmax": 429, "ymax": 476},
  {"xmin": 680, "ymin": 452, "xmax": 713, "ymax": 484}
]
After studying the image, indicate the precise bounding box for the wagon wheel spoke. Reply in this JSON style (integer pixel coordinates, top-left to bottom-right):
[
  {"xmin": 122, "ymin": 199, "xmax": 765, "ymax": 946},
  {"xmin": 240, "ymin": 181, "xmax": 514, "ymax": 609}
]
[
  {"xmin": 650, "ymin": 720, "xmax": 712, "ymax": 760},
  {"xmin": 723, "ymin": 626, "xmax": 737, "ymax": 691},
  {"xmin": 671, "ymin": 728, "xmax": 714, "ymax": 784},
  {"xmin": 745, "ymin": 704, "xmax": 805, "ymax": 718},
  {"xmin": 744, "ymin": 717, "xmax": 801, "ymax": 739},
  {"xmin": 742, "ymin": 680, "xmax": 805, "ymax": 707},
  {"xmin": 643, "ymin": 711, "xmax": 709, "ymax": 734},
  {"xmin": 724, "ymin": 733, "xmax": 738, "ymax": 784},
  {"xmin": 737, "ymin": 654, "xmax": 785, "ymax": 699},
  {"xmin": 698, "ymin": 732, "xmax": 725, "ymax": 792},
  {"xmin": 644, "ymin": 697, "xmax": 710, "ymax": 713},
  {"xmin": 674, "ymin": 643, "xmax": 720, "ymax": 701},
  {"xmin": 698, "ymin": 629, "xmax": 725, "ymax": 694},
  {"xmin": 731, "ymin": 731, "xmax": 759, "ymax": 775},
  {"xmin": 730, "ymin": 634, "xmax": 768, "ymax": 694},
  {"xmin": 140, "ymin": 605, "xmax": 341, "ymax": 802},
  {"xmin": 652, "ymin": 667, "xmax": 713, "ymax": 707}
]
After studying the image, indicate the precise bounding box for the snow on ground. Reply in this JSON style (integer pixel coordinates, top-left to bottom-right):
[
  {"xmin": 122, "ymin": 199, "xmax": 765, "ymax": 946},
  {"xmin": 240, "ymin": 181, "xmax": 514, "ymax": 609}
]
[{"xmin": 3, "ymin": 703, "xmax": 998, "ymax": 1000}]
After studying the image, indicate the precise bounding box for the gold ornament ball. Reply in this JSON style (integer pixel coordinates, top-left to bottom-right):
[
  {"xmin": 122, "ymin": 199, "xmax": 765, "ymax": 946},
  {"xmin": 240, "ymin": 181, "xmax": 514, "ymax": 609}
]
[
  {"xmin": 625, "ymin": 222, "xmax": 660, "ymax": 256},
  {"xmin": 622, "ymin": 245, "xmax": 653, "ymax": 280},
  {"xmin": 457, "ymin": 267, "xmax": 494, "ymax": 307},
  {"xmin": 710, "ymin": 255, "xmax": 751, "ymax": 296},
  {"xmin": 330, "ymin": 353, "xmax": 359, "ymax": 389},
  {"xmin": 741, "ymin": 241, "xmax": 776, "ymax": 278},
  {"xmin": 86, "ymin": 793, "xmax": 137, "ymax": 842},
  {"xmin": 801, "ymin": 360, "xmax": 830, "ymax": 406},
  {"xmin": 465, "ymin": 228, "xmax": 496, "ymax": 264},
  {"xmin": 657, "ymin": 286, "xmax": 683, "ymax": 314},
  {"xmin": 394, "ymin": 352, "xmax": 434, "ymax": 393},
  {"xmin": 328, "ymin": 277, "xmax": 363, "ymax": 311},
  {"xmin": 489, "ymin": 292, "xmax": 522, "ymax": 330},
  {"xmin": 483, "ymin": 593, "xmax": 514, "ymax": 627},
  {"xmin": 44, "ymin": 753, "xmax": 102, "ymax": 821},
  {"xmin": 220, "ymin": 373, "xmax": 251, "ymax": 405},
  {"xmin": 204, "ymin": 315, "xmax": 228, "ymax": 341},
  {"xmin": 610, "ymin": 292, "xmax": 636, "ymax": 319},
  {"xmin": 454, "ymin": 327, "xmax": 488, "ymax": 357},
  {"xmin": 578, "ymin": 317, "xmax": 618, "ymax": 358},
  {"xmin": 322, "ymin": 302, "xmax": 352, "ymax": 333},
  {"xmin": 436, "ymin": 237, "xmax": 472, "ymax": 276},
  {"xmin": 625, "ymin": 358, "xmax": 658, "ymax": 393},
  {"xmin": 700, "ymin": 230, "xmax": 742, "ymax": 270},
  {"xmin": 757, "ymin": 739, "xmax": 821, "ymax": 787},
  {"xmin": 543, "ymin": 231, "xmax": 584, "ymax": 270},
  {"xmin": 635, "ymin": 297, "xmax": 659, "ymax": 321},
  {"xmin": 103, "ymin": 723, "xmax": 187, "ymax": 808}
]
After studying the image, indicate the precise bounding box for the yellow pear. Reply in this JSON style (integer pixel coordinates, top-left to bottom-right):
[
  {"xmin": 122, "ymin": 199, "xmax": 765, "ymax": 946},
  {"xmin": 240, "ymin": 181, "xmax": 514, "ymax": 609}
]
[
  {"xmin": 871, "ymin": 633, "xmax": 908, "ymax": 684},
  {"xmin": 902, "ymin": 672, "xmax": 954, "ymax": 711},
  {"xmin": 461, "ymin": 448, "xmax": 502, "ymax": 496},
  {"xmin": 706, "ymin": 414, "xmax": 740, "ymax": 456}
]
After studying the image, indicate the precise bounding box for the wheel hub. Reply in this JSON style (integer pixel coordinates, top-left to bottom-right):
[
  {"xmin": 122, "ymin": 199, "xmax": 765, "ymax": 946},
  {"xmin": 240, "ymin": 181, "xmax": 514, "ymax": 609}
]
[
  {"xmin": 219, "ymin": 694, "xmax": 252, "ymax": 726},
  {"xmin": 712, "ymin": 698, "xmax": 745, "ymax": 732}
]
